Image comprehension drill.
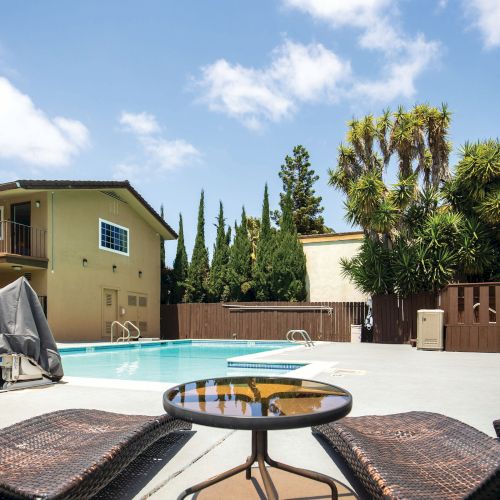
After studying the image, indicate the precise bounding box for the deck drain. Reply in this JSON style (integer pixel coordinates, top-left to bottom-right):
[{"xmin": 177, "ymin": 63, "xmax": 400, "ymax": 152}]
[{"xmin": 329, "ymin": 369, "xmax": 366, "ymax": 377}]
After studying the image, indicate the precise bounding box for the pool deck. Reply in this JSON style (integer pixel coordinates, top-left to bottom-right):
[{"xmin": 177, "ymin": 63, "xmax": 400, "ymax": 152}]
[{"xmin": 1, "ymin": 342, "xmax": 499, "ymax": 499}]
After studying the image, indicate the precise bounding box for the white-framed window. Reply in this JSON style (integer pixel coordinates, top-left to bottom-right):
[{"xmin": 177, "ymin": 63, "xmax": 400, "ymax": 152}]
[
  {"xmin": 99, "ymin": 218, "xmax": 129, "ymax": 256},
  {"xmin": 0, "ymin": 206, "xmax": 4, "ymax": 240}
]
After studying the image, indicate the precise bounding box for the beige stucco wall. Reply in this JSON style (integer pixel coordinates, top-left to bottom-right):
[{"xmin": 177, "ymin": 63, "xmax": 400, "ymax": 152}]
[
  {"xmin": 46, "ymin": 190, "xmax": 161, "ymax": 341},
  {"xmin": 301, "ymin": 237, "xmax": 368, "ymax": 302}
]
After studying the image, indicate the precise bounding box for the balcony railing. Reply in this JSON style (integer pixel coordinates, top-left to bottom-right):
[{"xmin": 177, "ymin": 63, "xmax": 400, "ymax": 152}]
[{"xmin": 0, "ymin": 220, "xmax": 47, "ymax": 259}]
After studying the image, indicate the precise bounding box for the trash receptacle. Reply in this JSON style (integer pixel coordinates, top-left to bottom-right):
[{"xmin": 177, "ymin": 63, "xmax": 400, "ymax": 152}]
[{"xmin": 350, "ymin": 325, "xmax": 362, "ymax": 343}]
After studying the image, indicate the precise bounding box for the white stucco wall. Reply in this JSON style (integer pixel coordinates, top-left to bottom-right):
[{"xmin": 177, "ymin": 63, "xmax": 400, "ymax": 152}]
[{"xmin": 301, "ymin": 236, "xmax": 368, "ymax": 302}]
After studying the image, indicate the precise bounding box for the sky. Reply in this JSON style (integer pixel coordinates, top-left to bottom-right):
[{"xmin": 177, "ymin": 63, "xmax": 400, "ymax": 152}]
[{"xmin": 0, "ymin": 0, "xmax": 499, "ymax": 264}]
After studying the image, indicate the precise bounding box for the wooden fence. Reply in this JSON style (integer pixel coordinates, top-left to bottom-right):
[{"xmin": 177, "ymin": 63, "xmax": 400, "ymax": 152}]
[
  {"xmin": 440, "ymin": 283, "xmax": 499, "ymax": 352},
  {"xmin": 161, "ymin": 301, "xmax": 368, "ymax": 342},
  {"xmin": 161, "ymin": 284, "xmax": 499, "ymax": 351},
  {"xmin": 372, "ymin": 292, "xmax": 437, "ymax": 344}
]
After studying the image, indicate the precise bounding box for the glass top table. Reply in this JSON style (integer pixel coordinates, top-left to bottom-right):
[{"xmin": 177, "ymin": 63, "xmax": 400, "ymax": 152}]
[{"xmin": 163, "ymin": 376, "xmax": 352, "ymax": 499}]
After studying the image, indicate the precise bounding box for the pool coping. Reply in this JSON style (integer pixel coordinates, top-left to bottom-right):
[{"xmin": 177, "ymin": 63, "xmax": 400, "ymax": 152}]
[{"xmin": 58, "ymin": 338, "xmax": 292, "ymax": 353}]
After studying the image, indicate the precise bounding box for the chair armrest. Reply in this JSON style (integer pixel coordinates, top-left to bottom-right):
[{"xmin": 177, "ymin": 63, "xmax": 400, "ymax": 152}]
[{"xmin": 493, "ymin": 419, "xmax": 500, "ymax": 438}]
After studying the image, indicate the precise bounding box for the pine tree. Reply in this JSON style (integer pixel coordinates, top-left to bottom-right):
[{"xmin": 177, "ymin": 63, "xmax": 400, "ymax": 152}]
[
  {"xmin": 273, "ymin": 145, "xmax": 329, "ymax": 235},
  {"xmin": 184, "ymin": 191, "xmax": 210, "ymax": 302},
  {"xmin": 207, "ymin": 202, "xmax": 230, "ymax": 302},
  {"xmin": 171, "ymin": 213, "xmax": 188, "ymax": 304},
  {"xmin": 271, "ymin": 190, "xmax": 307, "ymax": 301},
  {"xmin": 254, "ymin": 184, "xmax": 275, "ymax": 300},
  {"xmin": 228, "ymin": 207, "xmax": 254, "ymax": 301}
]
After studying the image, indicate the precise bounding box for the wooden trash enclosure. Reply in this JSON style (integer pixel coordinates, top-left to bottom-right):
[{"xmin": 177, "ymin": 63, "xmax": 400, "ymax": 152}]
[
  {"xmin": 440, "ymin": 283, "xmax": 499, "ymax": 352},
  {"xmin": 371, "ymin": 293, "xmax": 437, "ymax": 344},
  {"xmin": 160, "ymin": 301, "xmax": 368, "ymax": 342}
]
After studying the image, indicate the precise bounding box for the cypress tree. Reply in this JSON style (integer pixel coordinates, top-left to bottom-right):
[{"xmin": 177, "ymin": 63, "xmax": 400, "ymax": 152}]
[
  {"xmin": 228, "ymin": 207, "xmax": 253, "ymax": 301},
  {"xmin": 160, "ymin": 205, "xmax": 166, "ymax": 269},
  {"xmin": 171, "ymin": 213, "xmax": 188, "ymax": 304},
  {"xmin": 271, "ymin": 189, "xmax": 307, "ymax": 301},
  {"xmin": 159, "ymin": 205, "xmax": 172, "ymax": 304},
  {"xmin": 254, "ymin": 184, "xmax": 275, "ymax": 300},
  {"xmin": 207, "ymin": 201, "xmax": 230, "ymax": 302},
  {"xmin": 273, "ymin": 145, "xmax": 329, "ymax": 235},
  {"xmin": 184, "ymin": 191, "xmax": 210, "ymax": 302}
]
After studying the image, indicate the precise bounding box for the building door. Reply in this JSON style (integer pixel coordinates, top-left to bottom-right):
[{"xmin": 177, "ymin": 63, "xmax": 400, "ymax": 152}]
[
  {"xmin": 127, "ymin": 292, "xmax": 148, "ymax": 337},
  {"xmin": 11, "ymin": 202, "xmax": 31, "ymax": 255},
  {"xmin": 102, "ymin": 288, "xmax": 118, "ymax": 340}
]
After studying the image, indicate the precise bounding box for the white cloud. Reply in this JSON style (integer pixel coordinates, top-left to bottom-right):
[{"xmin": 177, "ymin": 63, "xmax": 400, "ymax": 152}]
[
  {"xmin": 282, "ymin": 0, "xmax": 440, "ymax": 103},
  {"xmin": 196, "ymin": 1, "xmax": 439, "ymax": 126},
  {"xmin": 465, "ymin": 0, "xmax": 500, "ymax": 48},
  {"xmin": 141, "ymin": 136, "xmax": 201, "ymax": 170},
  {"xmin": 283, "ymin": 0, "xmax": 399, "ymax": 50},
  {"xmin": 0, "ymin": 77, "xmax": 89, "ymax": 166},
  {"xmin": 353, "ymin": 35, "xmax": 440, "ymax": 101},
  {"xmin": 197, "ymin": 40, "xmax": 350, "ymax": 128},
  {"xmin": 119, "ymin": 111, "xmax": 160, "ymax": 135},
  {"xmin": 116, "ymin": 111, "xmax": 200, "ymax": 177}
]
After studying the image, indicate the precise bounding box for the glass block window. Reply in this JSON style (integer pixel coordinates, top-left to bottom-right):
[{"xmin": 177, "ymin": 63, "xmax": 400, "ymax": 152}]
[{"xmin": 99, "ymin": 218, "xmax": 129, "ymax": 255}]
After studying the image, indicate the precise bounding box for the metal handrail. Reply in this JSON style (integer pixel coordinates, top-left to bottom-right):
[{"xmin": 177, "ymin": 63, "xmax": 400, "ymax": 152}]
[
  {"xmin": 0, "ymin": 220, "xmax": 47, "ymax": 258},
  {"xmin": 111, "ymin": 321, "xmax": 130, "ymax": 342},
  {"xmin": 286, "ymin": 329, "xmax": 315, "ymax": 348},
  {"xmin": 124, "ymin": 321, "xmax": 141, "ymax": 340}
]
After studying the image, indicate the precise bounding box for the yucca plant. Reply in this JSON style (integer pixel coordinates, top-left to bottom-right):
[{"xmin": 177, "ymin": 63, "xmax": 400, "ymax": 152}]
[
  {"xmin": 340, "ymin": 238, "xmax": 393, "ymax": 295},
  {"xmin": 457, "ymin": 217, "xmax": 495, "ymax": 278},
  {"xmin": 391, "ymin": 239, "xmax": 422, "ymax": 297}
]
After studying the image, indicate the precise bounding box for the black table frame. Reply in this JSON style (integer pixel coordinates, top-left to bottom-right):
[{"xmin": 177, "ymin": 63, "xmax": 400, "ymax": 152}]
[{"xmin": 163, "ymin": 376, "xmax": 352, "ymax": 500}]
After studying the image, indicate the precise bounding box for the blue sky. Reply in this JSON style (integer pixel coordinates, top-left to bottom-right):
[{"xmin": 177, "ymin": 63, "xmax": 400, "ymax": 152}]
[{"xmin": 0, "ymin": 1, "xmax": 499, "ymax": 264}]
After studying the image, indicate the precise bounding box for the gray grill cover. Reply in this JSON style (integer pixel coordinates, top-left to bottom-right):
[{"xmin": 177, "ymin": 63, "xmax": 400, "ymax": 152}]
[{"xmin": 0, "ymin": 277, "xmax": 63, "ymax": 380}]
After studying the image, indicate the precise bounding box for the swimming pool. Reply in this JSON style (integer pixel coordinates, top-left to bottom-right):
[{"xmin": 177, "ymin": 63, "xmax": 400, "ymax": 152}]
[{"xmin": 60, "ymin": 340, "xmax": 301, "ymax": 383}]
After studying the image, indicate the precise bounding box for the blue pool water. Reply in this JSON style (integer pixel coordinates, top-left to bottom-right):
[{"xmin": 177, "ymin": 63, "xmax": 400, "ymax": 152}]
[{"xmin": 60, "ymin": 341, "xmax": 297, "ymax": 383}]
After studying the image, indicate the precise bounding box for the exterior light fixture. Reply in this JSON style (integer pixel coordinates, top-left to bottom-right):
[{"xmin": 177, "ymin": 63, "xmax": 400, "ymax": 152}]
[
  {"xmin": 35, "ymin": 200, "xmax": 41, "ymax": 208},
  {"xmin": 138, "ymin": 270, "xmax": 142, "ymax": 278},
  {"xmin": 82, "ymin": 258, "xmax": 88, "ymax": 267},
  {"xmin": 11, "ymin": 265, "xmax": 22, "ymax": 271},
  {"xmin": 112, "ymin": 265, "xmax": 117, "ymax": 273}
]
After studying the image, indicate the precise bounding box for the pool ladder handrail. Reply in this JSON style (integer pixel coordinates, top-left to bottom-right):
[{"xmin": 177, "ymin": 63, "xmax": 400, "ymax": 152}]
[
  {"xmin": 111, "ymin": 321, "xmax": 130, "ymax": 342},
  {"xmin": 124, "ymin": 321, "xmax": 141, "ymax": 340},
  {"xmin": 472, "ymin": 302, "xmax": 496, "ymax": 322},
  {"xmin": 286, "ymin": 329, "xmax": 315, "ymax": 348}
]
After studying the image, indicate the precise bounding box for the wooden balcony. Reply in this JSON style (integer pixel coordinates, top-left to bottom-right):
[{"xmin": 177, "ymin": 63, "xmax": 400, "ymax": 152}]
[{"xmin": 0, "ymin": 220, "xmax": 48, "ymax": 269}]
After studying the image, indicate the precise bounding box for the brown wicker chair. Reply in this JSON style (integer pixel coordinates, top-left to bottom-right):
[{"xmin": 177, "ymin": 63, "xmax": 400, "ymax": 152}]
[
  {"xmin": 0, "ymin": 409, "xmax": 192, "ymax": 499},
  {"xmin": 313, "ymin": 411, "xmax": 500, "ymax": 500}
]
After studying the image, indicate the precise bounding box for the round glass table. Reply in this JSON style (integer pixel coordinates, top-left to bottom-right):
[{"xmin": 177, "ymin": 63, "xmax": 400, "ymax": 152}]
[{"xmin": 163, "ymin": 376, "xmax": 352, "ymax": 500}]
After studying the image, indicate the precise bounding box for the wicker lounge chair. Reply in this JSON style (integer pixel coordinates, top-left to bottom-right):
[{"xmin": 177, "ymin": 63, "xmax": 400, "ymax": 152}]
[
  {"xmin": 313, "ymin": 411, "xmax": 500, "ymax": 500},
  {"xmin": 0, "ymin": 409, "xmax": 192, "ymax": 499}
]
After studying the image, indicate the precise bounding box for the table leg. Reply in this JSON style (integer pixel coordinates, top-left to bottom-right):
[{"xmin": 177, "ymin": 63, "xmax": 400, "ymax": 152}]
[
  {"xmin": 178, "ymin": 430, "xmax": 338, "ymax": 500},
  {"xmin": 262, "ymin": 431, "xmax": 338, "ymax": 500},
  {"xmin": 177, "ymin": 432, "xmax": 257, "ymax": 500}
]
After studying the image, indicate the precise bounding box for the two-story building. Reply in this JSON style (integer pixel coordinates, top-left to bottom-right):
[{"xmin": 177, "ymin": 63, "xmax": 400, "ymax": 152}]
[{"xmin": 0, "ymin": 180, "xmax": 176, "ymax": 342}]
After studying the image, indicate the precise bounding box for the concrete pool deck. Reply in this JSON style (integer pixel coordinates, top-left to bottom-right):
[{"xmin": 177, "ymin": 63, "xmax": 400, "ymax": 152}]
[{"xmin": 1, "ymin": 342, "xmax": 499, "ymax": 499}]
